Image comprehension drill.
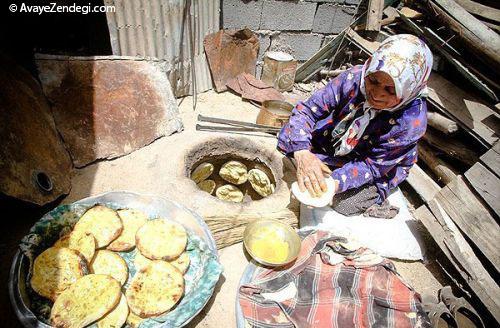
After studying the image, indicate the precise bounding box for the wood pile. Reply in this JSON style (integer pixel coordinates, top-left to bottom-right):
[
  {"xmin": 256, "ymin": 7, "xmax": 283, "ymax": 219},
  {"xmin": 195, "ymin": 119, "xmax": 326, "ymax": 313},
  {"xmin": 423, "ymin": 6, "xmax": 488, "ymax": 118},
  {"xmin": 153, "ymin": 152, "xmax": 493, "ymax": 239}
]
[{"xmin": 293, "ymin": 0, "xmax": 499, "ymax": 324}]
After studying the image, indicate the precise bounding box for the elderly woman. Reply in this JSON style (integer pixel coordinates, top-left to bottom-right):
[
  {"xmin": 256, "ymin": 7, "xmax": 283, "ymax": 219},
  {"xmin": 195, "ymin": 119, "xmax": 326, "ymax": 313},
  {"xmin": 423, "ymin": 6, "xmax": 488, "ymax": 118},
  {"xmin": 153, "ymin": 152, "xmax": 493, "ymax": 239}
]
[{"xmin": 278, "ymin": 34, "xmax": 433, "ymax": 218}]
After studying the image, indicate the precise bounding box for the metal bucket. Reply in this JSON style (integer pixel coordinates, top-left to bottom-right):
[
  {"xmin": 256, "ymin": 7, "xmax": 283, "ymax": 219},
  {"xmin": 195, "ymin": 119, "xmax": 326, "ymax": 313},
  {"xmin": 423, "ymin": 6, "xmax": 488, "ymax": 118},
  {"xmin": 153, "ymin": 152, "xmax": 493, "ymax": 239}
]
[
  {"xmin": 9, "ymin": 191, "xmax": 220, "ymax": 328},
  {"xmin": 256, "ymin": 100, "xmax": 294, "ymax": 128}
]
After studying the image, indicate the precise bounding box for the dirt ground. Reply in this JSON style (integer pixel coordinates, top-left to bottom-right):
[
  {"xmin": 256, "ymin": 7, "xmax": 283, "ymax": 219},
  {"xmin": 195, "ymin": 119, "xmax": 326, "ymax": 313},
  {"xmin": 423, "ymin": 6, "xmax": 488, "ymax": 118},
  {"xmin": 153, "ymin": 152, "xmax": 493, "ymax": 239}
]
[{"xmin": 2, "ymin": 90, "xmax": 446, "ymax": 327}]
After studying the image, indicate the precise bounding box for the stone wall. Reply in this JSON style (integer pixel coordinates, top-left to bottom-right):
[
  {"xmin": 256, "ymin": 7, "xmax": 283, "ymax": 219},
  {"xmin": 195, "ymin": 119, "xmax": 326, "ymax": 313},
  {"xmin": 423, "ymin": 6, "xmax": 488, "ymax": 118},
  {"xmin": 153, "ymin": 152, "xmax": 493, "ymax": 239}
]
[{"xmin": 222, "ymin": 0, "xmax": 362, "ymax": 75}]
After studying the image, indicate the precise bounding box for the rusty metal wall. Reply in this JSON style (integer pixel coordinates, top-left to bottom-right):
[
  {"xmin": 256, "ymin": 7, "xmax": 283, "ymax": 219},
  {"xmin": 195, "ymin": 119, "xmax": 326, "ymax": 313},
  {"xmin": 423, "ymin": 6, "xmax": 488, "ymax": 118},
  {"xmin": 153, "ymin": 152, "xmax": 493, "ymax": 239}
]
[{"xmin": 104, "ymin": 0, "xmax": 219, "ymax": 96}]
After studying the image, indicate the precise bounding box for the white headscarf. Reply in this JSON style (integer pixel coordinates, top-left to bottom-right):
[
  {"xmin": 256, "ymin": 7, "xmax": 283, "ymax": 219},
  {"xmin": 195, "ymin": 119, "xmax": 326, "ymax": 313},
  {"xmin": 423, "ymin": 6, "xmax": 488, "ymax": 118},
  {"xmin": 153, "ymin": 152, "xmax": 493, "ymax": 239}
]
[{"xmin": 334, "ymin": 34, "xmax": 433, "ymax": 156}]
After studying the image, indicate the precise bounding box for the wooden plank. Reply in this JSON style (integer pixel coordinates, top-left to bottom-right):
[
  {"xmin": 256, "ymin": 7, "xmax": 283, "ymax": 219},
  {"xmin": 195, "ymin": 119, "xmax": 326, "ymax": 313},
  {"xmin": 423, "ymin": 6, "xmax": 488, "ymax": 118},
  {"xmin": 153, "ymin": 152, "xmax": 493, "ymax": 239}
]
[
  {"xmin": 406, "ymin": 164, "xmax": 441, "ymax": 203},
  {"xmin": 423, "ymin": 127, "xmax": 478, "ymax": 166},
  {"xmin": 434, "ymin": 176, "xmax": 500, "ymax": 273},
  {"xmin": 365, "ymin": 0, "xmax": 384, "ymax": 31},
  {"xmin": 480, "ymin": 143, "xmax": 500, "ymax": 177},
  {"xmin": 453, "ymin": 0, "xmax": 500, "ymax": 24},
  {"xmin": 427, "ymin": 73, "xmax": 500, "ymax": 146},
  {"xmin": 418, "ymin": 141, "xmax": 458, "ymax": 185},
  {"xmin": 464, "ymin": 162, "xmax": 500, "ymax": 215},
  {"xmin": 427, "ymin": 111, "xmax": 458, "ymax": 134},
  {"xmin": 416, "ymin": 203, "xmax": 500, "ymax": 323}
]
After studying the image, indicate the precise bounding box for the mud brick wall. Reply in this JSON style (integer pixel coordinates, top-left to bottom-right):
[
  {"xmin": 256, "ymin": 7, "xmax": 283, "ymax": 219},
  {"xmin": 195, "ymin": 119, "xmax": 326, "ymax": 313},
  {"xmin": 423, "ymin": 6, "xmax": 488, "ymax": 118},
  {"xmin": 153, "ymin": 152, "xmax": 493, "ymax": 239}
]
[{"xmin": 222, "ymin": 0, "xmax": 362, "ymax": 76}]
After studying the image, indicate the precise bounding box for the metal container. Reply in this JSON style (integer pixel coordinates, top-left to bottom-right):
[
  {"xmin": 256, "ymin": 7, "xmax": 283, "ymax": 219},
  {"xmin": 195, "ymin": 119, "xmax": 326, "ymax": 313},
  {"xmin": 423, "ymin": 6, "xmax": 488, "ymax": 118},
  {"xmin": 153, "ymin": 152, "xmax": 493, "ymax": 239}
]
[
  {"xmin": 256, "ymin": 100, "xmax": 294, "ymax": 128},
  {"xmin": 9, "ymin": 191, "xmax": 220, "ymax": 328},
  {"xmin": 243, "ymin": 218, "xmax": 301, "ymax": 267},
  {"xmin": 261, "ymin": 51, "xmax": 297, "ymax": 92}
]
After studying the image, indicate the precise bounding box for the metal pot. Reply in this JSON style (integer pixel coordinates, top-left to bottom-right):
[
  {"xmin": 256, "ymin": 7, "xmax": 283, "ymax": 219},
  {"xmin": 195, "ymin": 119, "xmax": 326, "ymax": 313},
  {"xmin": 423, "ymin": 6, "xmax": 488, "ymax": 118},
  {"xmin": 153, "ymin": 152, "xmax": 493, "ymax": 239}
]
[{"xmin": 256, "ymin": 100, "xmax": 294, "ymax": 128}]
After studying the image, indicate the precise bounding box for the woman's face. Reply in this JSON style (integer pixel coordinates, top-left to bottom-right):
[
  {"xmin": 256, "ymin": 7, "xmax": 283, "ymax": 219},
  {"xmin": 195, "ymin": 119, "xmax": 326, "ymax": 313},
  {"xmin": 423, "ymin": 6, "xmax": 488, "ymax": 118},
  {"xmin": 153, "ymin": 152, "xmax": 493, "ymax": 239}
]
[{"xmin": 364, "ymin": 71, "xmax": 400, "ymax": 109}]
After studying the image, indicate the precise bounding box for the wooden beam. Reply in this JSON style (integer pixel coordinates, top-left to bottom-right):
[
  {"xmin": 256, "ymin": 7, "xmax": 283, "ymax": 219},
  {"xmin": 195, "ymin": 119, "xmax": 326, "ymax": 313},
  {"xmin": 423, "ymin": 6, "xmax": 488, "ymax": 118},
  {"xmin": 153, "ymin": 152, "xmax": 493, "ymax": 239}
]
[
  {"xmin": 428, "ymin": 0, "xmax": 500, "ymax": 71},
  {"xmin": 479, "ymin": 143, "xmax": 500, "ymax": 177},
  {"xmin": 434, "ymin": 176, "xmax": 500, "ymax": 272},
  {"xmin": 453, "ymin": 0, "xmax": 500, "ymax": 24},
  {"xmin": 464, "ymin": 162, "xmax": 500, "ymax": 215},
  {"xmin": 427, "ymin": 111, "xmax": 458, "ymax": 134},
  {"xmin": 365, "ymin": 0, "xmax": 384, "ymax": 31},
  {"xmin": 418, "ymin": 141, "xmax": 458, "ymax": 185},
  {"xmin": 423, "ymin": 127, "xmax": 478, "ymax": 166},
  {"xmin": 427, "ymin": 73, "xmax": 499, "ymax": 147},
  {"xmin": 406, "ymin": 164, "xmax": 441, "ymax": 203},
  {"xmin": 416, "ymin": 203, "xmax": 500, "ymax": 323}
]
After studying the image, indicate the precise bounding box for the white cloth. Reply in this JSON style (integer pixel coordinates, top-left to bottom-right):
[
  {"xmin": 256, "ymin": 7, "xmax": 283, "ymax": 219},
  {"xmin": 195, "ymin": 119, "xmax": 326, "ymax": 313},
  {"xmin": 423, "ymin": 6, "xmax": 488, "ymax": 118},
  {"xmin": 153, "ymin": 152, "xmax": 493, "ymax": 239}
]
[{"xmin": 299, "ymin": 188, "xmax": 426, "ymax": 261}]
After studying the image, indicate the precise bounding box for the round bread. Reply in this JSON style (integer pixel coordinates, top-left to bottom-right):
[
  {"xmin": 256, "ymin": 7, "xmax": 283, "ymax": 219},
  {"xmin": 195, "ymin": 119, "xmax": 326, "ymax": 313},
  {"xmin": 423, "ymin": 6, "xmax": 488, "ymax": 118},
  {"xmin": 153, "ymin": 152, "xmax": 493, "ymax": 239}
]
[
  {"xmin": 219, "ymin": 160, "xmax": 248, "ymax": 185},
  {"xmin": 197, "ymin": 179, "xmax": 216, "ymax": 195},
  {"xmin": 31, "ymin": 247, "xmax": 87, "ymax": 302},
  {"xmin": 107, "ymin": 209, "xmax": 148, "ymax": 252},
  {"xmin": 54, "ymin": 231, "xmax": 96, "ymax": 263},
  {"xmin": 248, "ymin": 169, "xmax": 275, "ymax": 197},
  {"xmin": 73, "ymin": 205, "xmax": 123, "ymax": 248},
  {"xmin": 136, "ymin": 219, "xmax": 187, "ymax": 260},
  {"xmin": 134, "ymin": 251, "xmax": 190, "ymax": 274},
  {"xmin": 191, "ymin": 162, "xmax": 214, "ymax": 183},
  {"xmin": 170, "ymin": 252, "xmax": 190, "ymax": 274},
  {"xmin": 216, "ymin": 184, "xmax": 244, "ymax": 203},
  {"xmin": 90, "ymin": 250, "xmax": 129, "ymax": 286},
  {"xmin": 97, "ymin": 293, "xmax": 129, "ymax": 328},
  {"xmin": 50, "ymin": 274, "xmax": 121, "ymax": 328},
  {"xmin": 126, "ymin": 311, "xmax": 144, "ymax": 328},
  {"xmin": 126, "ymin": 261, "xmax": 184, "ymax": 318}
]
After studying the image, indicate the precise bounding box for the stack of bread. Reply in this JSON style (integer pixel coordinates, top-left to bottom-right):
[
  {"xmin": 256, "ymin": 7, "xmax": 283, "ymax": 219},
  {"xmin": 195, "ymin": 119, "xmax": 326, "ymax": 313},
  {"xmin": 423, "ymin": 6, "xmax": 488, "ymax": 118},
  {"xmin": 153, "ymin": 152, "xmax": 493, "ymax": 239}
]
[
  {"xmin": 30, "ymin": 205, "xmax": 189, "ymax": 328},
  {"xmin": 191, "ymin": 160, "xmax": 275, "ymax": 203}
]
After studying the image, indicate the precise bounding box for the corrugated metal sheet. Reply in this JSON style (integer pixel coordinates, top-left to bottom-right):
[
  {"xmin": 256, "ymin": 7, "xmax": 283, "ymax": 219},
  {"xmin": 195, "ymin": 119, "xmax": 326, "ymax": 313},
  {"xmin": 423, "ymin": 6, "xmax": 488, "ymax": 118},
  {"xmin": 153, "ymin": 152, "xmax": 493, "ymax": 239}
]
[{"xmin": 104, "ymin": 0, "xmax": 219, "ymax": 96}]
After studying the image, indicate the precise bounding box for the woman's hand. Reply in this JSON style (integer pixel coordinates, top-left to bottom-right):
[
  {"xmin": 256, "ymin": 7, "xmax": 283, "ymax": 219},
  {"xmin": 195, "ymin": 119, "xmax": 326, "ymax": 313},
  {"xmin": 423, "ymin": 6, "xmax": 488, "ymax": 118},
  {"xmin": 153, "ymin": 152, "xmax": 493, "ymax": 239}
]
[{"xmin": 294, "ymin": 150, "xmax": 332, "ymax": 197}]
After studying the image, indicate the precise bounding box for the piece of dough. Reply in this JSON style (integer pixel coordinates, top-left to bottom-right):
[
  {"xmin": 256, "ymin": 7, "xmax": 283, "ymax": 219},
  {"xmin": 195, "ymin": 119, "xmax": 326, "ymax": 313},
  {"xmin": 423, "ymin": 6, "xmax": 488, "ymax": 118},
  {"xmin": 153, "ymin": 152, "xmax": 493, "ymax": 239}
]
[
  {"xmin": 126, "ymin": 261, "xmax": 184, "ymax": 318},
  {"xmin": 90, "ymin": 250, "xmax": 129, "ymax": 286},
  {"xmin": 107, "ymin": 209, "xmax": 148, "ymax": 252},
  {"xmin": 191, "ymin": 162, "xmax": 214, "ymax": 183},
  {"xmin": 53, "ymin": 231, "xmax": 96, "ymax": 263},
  {"xmin": 126, "ymin": 311, "xmax": 144, "ymax": 328},
  {"xmin": 50, "ymin": 274, "xmax": 121, "ymax": 328},
  {"xmin": 219, "ymin": 161, "xmax": 248, "ymax": 185},
  {"xmin": 291, "ymin": 176, "xmax": 336, "ymax": 208},
  {"xmin": 31, "ymin": 247, "xmax": 87, "ymax": 302},
  {"xmin": 73, "ymin": 205, "xmax": 123, "ymax": 248},
  {"xmin": 216, "ymin": 184, "xmax": 244, "ymax": 203},
  {"xmin": 197, "ymin": 179, "xmax": 216, "ymax": 195},
  {"xmin": 96, "ymin": 293, "xmax": 129, "ymax": 328},
  {"xmin": 136, "ymin": 219, "xmax": 187, "ymax": 260},
  {"xmin": 248, "ymin": 169, "xmax": 275, "ymax": 197}
]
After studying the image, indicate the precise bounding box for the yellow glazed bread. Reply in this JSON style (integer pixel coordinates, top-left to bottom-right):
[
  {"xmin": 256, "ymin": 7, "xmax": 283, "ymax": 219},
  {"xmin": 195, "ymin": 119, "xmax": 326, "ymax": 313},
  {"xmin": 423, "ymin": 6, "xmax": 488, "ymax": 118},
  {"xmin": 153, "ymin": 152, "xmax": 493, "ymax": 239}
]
[
  {"xmin": 134, "ymin": 251, "xmax": 190, "ymax": 274},
  {"xmin": 30, "ymin": 247, "xmax": 87, "ymax": 302},
  {"xmin": 107, "ymin": 209, "xmax": 148, "ymax": 252},
  {"xmin": 216, "ymin": 184, "xmax": 244, "ymax": 203},
  {"xmin": 219, "ymin": 160, "xmax": 248, "ymax": 185},
  {"xmin": 73, "ymin": 205, "xmax": 123, "ymax": 248},
  {"xmin": 53, "ymin": 231, "xmax": 96, "ymax": 263},
  {"xmin": 126, "ymin": 261, "xmax": 184, "ymax": 318},
  {"xmin": 50, "ymin": 274, "xmax": 121, "ymax": 328},
  {"xmin": 191, "ymin": 162, "xmax": 214, "ymax": 183},
  {"xmin": 90, "ymin": 250, "xmax": 129, "ymax": 286},
  {"xmin": 135, "ymin": 219, "xmax": 187, "ymax": 260},
  {"xmin": 96, "ymin": 293, "xmax": 129, "ymax": 328},
  {"xmin": 248, "ymin": 168, "xmax": 275, "ymax": 197}
]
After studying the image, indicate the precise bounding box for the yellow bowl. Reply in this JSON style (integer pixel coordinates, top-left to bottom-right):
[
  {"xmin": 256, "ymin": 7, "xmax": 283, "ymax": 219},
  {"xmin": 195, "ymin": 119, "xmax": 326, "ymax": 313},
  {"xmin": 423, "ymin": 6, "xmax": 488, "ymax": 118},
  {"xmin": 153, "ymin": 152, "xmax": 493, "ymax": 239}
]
[{"xmin": 243, "ymin": 218, "xmax": 301, "ymax": 267}]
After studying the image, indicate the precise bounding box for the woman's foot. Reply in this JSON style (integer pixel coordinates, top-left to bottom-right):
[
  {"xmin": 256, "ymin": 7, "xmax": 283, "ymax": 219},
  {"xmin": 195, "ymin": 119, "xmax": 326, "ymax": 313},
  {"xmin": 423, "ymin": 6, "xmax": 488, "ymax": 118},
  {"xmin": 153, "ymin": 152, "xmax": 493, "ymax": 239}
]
[
  {"xmin": 439, "ymin": 286, "xmax": 485, "ymax": 328},
  {"xmin": 422, "ymin": 293, "xmax": 458, "ymax": 328}
]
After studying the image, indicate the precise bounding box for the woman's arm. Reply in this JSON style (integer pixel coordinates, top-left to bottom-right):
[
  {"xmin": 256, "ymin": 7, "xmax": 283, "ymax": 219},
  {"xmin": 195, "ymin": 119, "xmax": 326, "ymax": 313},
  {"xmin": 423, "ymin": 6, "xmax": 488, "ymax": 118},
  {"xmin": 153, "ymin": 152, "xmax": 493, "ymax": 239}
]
[
  {"xmin": 331, "ymin": 99, "xmax": 427, "ymax": 200},
  {"xmin": 277, "ymin": 71, "xmax": 350, "ymax": 155}
]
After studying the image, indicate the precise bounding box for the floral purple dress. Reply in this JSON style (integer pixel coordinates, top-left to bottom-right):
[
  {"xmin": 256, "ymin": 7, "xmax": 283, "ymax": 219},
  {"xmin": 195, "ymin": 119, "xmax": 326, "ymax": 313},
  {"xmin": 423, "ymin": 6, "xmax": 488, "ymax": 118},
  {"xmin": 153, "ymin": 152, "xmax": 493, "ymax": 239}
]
[{"xmin": 278, "ymin": 65, "xmax": 428, "ymax": 203}]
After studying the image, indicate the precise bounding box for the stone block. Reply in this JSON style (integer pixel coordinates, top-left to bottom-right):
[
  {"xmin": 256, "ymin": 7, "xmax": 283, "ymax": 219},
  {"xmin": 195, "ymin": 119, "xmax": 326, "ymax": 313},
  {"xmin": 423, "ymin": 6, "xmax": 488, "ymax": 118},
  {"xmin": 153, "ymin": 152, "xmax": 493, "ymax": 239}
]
[
  {"xmin": 258, "ymin": 33, "xmax": 271, "ymax": 60},
  {"xmin": 37, "ymin": 55, "xmax": 183, "ymax": 167},
  {"xmin": 222, "ymin": 0, "xmax": 264, "ymax": 30},
  {"xmin": 312, "ymin": 4, "xmax": 355, "ymax": 34},
  {"xmin": 275, "ymin": 33, "xmax": 323, "ymax": 61},
  {"xmin": 260, "ymin": 0, "xmax": 317, "ymax": 31}
]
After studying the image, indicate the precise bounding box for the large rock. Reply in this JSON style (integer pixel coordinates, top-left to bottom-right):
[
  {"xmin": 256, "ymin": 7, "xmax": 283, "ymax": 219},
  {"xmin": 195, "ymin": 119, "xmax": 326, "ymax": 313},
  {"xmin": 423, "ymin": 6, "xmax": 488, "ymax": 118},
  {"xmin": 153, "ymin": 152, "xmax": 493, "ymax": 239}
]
[
  {"xmin": 0, "ymin": 55, "xmax": 72, "ymax": 205},
  {"xmin": 36, "ymin": 55, "xmax": 183, "ymax": 167}
]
